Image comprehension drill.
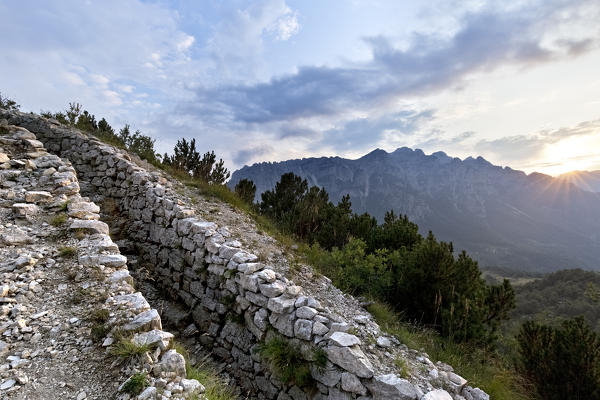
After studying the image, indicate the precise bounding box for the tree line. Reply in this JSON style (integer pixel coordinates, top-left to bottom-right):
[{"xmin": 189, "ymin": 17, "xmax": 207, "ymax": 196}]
[
  {"xmin": 235, "ymin": 173, "xmax": 515, "ymax": 345},
  {"xmin": 40, "ymin": 103, "xmax": 230, "ymax": 184}
]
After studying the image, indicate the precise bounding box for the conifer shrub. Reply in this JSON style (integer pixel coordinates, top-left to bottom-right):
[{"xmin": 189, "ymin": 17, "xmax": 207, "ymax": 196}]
[
  {"xmin": 517, "ymin": 316, "xmax": 600, "ymax": 400},
  {"xmin": 234, "ymin": 178, "xmax": 256, "ymax": 204}
]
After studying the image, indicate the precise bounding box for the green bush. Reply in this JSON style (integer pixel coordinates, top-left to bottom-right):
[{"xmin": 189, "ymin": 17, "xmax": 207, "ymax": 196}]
[
  {"xmin": 518, "ymin": 316, "xmax": 600, "ymax": 399},
  {"xmin": 368, "ymin": 301, "xmax": 532, "ymax": 400},
  {"xmin": 0, "ymin": 92, "xmax": 20, "ymax": 111},
  {"xmin": 304, "ymin": 232, "xmax": 514, "ymax": 344},
  {"xmin": 234, "ymin": 178, "xmax": 256, "ymax": 204}
]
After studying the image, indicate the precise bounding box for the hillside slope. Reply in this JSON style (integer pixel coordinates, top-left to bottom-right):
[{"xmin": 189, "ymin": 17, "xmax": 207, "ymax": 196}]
[{"xmin": 230, "ymin": 148, "xmax": 600, "ymax": 272}]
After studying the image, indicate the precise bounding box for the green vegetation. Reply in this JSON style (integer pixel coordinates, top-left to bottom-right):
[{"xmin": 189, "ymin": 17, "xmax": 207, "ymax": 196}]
[
  {"xmin": 0, "ymin": 92, "xmax": 20, "ymax": 111},
  {"xmin": 89, "ymin": 308, "xmax": 110, "ymax": 323},
  {"xmin": 50, "ymin": 213, "xmax": 68, "ymax": 226},
  {"xmin": 259, "ymin": 173, "xmax": 514, "ymax": 345},
  {"xmin": 91, "ymin": 323, "xmax": 110, "ymax": 342},
  {"xmin": 394, "ymin": 356, "xmax": 410, "ymax": 379},
  {"xmin": 517, "ymin": 316, "xmax": 600, "ymax": 399},
  {"xmin": 367, "ymin": 302, "xmax": 532, "ymax": 400},
  {"xmin": 171, "ymin": 342, "xmax": 236, "ymax": 400},
  {"xmin": 162, "ymin": 138, "xmax": 230, "ymax": 184},
  {"xmin": 42, "ymin": 102, "xmax": 160, "ymax": 164},
  {"xmin": 120, "ymin": 372, "xmax": 149, "ymax": 396},
  {"xmin": 58, "ymin": 246, "xmax": 77, "ymax": 258},
  {"xmin": 507, "ymin": 269, "xmax": 600, "ymax": 334},
  {"xmin": 257, "ymin": 337, "xmax": 324, "ymax": 388},
  {"xmin": 234, "ymin": 178, "xmax": 256, "ymax": 204},
  {"xmin": 110, "ymin": 338, "xmax": 150, "ymax": 361}
]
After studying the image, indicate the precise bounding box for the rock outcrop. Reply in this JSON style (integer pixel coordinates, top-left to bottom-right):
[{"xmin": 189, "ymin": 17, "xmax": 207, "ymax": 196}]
[{"xmin": 0, "ymin": 110, "xmax": 490, "ymax": 400}]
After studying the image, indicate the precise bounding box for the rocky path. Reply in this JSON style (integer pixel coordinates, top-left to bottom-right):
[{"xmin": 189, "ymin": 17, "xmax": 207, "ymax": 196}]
[{"xmin": 0, "ymin": 124, "xmax": 202, "ymax": 399}]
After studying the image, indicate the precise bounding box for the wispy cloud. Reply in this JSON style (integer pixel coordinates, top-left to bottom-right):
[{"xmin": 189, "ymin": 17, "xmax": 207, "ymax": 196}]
[{"xmin": 475, "ymin": 118, "xmax": 600, "ymax": 162}]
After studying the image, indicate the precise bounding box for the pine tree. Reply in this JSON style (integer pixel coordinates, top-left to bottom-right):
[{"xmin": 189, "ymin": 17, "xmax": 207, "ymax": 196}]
[{"xmin": 234, "ymin": 179, "xmax": 256, "ymax": 204}]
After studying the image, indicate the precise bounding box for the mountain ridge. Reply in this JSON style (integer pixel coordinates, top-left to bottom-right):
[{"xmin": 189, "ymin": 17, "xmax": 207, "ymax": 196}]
[{"xmin": 230, "ymin": 147, "xmax": 600, "ymax": 273}]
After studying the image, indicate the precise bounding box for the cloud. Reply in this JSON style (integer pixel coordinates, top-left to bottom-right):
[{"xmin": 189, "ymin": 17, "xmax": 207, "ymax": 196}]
[
  {"xmin": 0, "ymin": 0, "xmax": 195, "ymax": 118},
  {"xmin": 205, "ymin": 0, "xmax": 301, "ymax": 81},
  {"xmin": 268, "ymin": 10, "xmax": 300, "ymax": 40},
  {"xmin": 233, "ymin": 145, "xmax": 274, "ymax": 165},
  {"xmin": 319, "ymin": 110, "xmax": 436, "ymax": 152},
  {"xmin": 415, "ymin": 131, "xmax": 475, "ymax": 150},
  {"xmin": 186, "ymin": 0, "xmax": 600, "ymax": 126}
]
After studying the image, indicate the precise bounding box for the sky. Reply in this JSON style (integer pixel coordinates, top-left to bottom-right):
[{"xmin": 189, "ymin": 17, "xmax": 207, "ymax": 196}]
[{"xmin": 1, "ymin": 0, "xmax": 599, "ymax": 176}]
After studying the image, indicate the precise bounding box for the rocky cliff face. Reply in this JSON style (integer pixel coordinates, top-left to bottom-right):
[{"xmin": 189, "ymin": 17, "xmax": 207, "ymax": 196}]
[
  {"xmin": 230, "ymin": 148, "xmax": 600, "ymax": 273},
  {"xmin": 1, "ymin": 111, "xmax": 490, "ymax": 400}
]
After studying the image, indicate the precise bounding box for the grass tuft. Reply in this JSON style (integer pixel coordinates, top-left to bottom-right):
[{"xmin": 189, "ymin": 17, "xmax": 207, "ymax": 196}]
[
  {"xmin": 120, "ymin": 371, "xmax": 148, "ymax": 395},
  {"xmin": 394, "ymin": 356, "xmax": 410, "ymax": 378},
  {"xmin": 89, "ymin": 308, "xmax": 110, "ymax": 323},
  {"xmin": 257, "ymin": 337, "xmax": 314, "ymax": 388},
  {"xmin": 58, "ymin": 246, "xmax": 77, "ymax": 258},
  {"xmin": 110, "ymin": 338, "xmax": 150, "ymax": 360},
  {"xmin": 50, "ymin": 213, "xmax": 68, "ymax": 226},
  {"xmin": 171, "ymin": 342, "xmax": 236, "ymax": 400},
  {"xmin": 91, "ymin": 323, "xmax": 110, "ymax": 342}
]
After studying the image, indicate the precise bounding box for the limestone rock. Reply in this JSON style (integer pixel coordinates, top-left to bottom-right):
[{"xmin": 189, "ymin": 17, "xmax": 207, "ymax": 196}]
[
  {"xmin": 133, "ymin": 329, "xmax": 174, "ymax": 350},
  {"xmin": 329, "ymin": 332, "xmax": 360, "ymax": 347},
  {"xmin": 341, "ymin": 372, "xmax": 367, "ymax": 395},
  {"xmin": 259, "ymin": 281, "xmax": 285, "ymax": 298},
  {"xmin": 296, "ymin": 306, "xmax": 317, "ymax": 320},
  {"xmin": 267, "ymin": 295, "xmax": 296, "ymax": 314},
  {"xmin": 12, "ymin": 203, "xmax": 38, "ymax": 217},
  {"xmin": 181, "ymin": 378, "xmax": 205, "ymax": 394},
  {"xmin": 376, "ymin": 336, "xmax": 391, "ymax": 348},
  {"xmin": 423, "ymin": 389, "xmax": 452, "ymax": 400},
  {"xmin": 70, "ymin": 219, "xmax": 109, "ymax": 235},
  {"xmin": 153, "ymin": 350, "xmax": 186, "ymax": 378},
  {"xmin": 124, "ymin": 309, "xmax": 162, "ymax": 331},
  {"xmin": 67, "ymin": 201, "xmax": 100, "ymax": 219},
  {"xmin": 310, "ymin": 362, "xmax": 341, "ymax": 387},
  {"xmin": 367, "ymin": 374, "xmax": 418, "ymax": 400},
  {"xmin": 25, "ymin": 190, "xmax": 52, "ymax": 203},
  {"xmin": 326, "ymin": 345, "xmax": 374, "ymax": 378},
  {"xmin": 294, "ymin": 319, "xmax": 313, "ymax": 340}
]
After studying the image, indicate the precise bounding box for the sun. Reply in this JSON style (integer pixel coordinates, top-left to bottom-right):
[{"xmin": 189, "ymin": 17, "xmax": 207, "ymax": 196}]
[{"xmin": 541, "ymin": 135, "xmax": 600, "ymax": 176}]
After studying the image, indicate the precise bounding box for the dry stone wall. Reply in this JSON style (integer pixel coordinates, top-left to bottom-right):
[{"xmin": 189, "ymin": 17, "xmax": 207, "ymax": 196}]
[
  {"xmin": 1, "ymin": 110, "xmax": 490, "ymax": 400},
  {"xmin": 0, "ymin": 121, "xmax": 202, "ymax": 399}
]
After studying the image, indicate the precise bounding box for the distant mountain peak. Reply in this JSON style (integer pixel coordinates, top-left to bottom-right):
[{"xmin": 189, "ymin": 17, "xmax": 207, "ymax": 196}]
[
  {"xmin": 229, "ymin": 148, "xmax": 600, "ymax": 273},
  {"xmin": 360, "ymin": 148, "xmax": 388, "ymax": 159}
]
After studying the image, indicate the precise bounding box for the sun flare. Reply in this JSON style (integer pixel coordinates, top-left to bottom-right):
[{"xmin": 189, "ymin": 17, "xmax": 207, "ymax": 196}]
[{"xmin": 541, "ymin": 135, "xmax": 600, "ymax": 176}]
